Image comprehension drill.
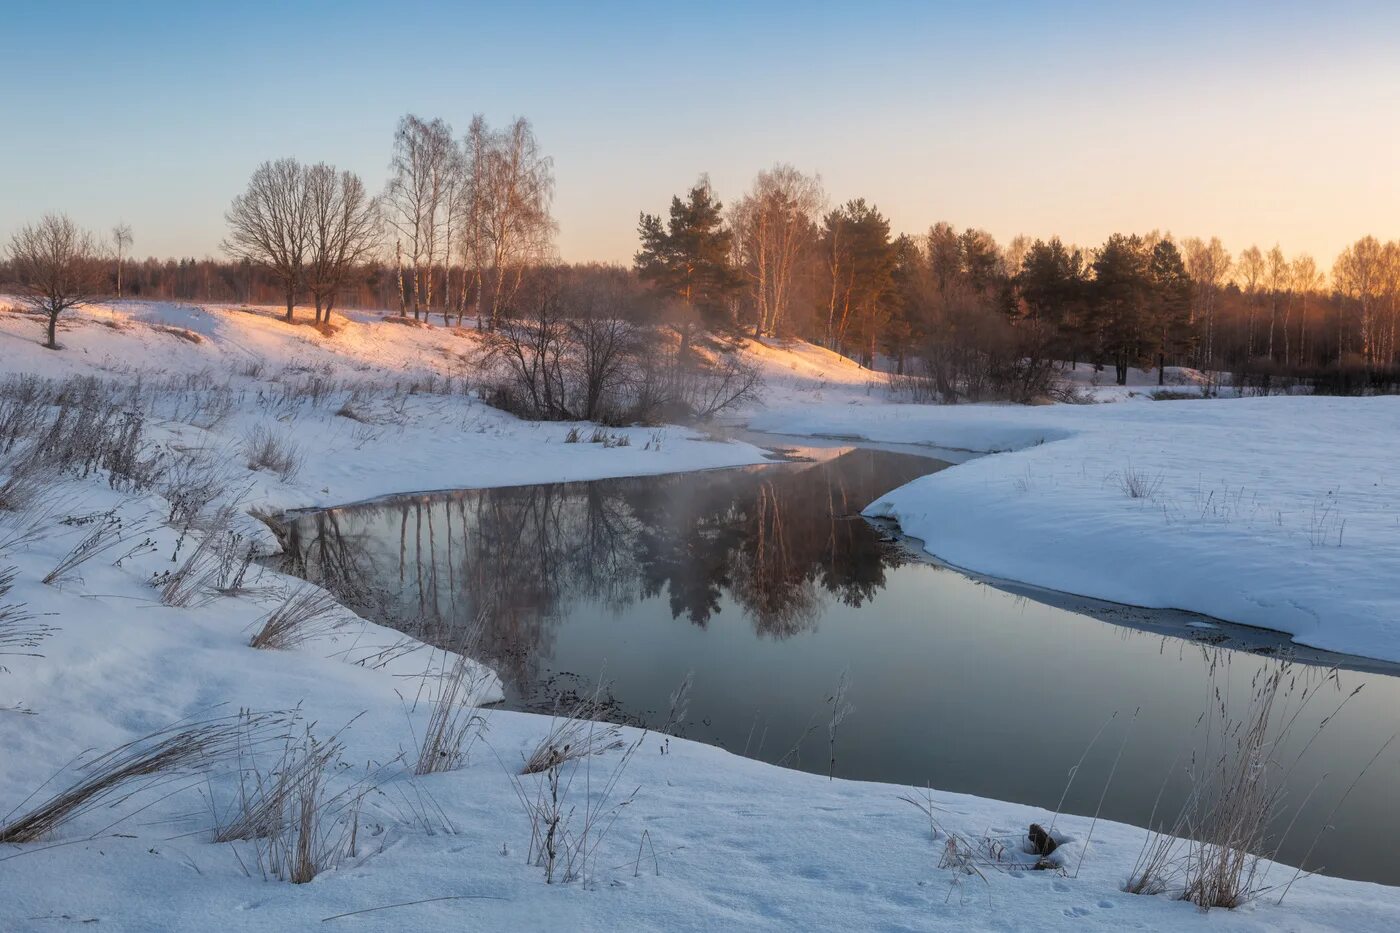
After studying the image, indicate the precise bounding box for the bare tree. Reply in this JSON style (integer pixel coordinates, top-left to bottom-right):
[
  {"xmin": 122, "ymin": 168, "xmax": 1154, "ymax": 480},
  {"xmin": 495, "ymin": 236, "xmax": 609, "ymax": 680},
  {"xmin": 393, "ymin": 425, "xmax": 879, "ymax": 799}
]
[
  {"xmin": 384, "ymin": 115, "xmax": 457, "ymax": 320},
  {"xmin": 1288, "ymin": 253, "xmax": 1322, "ymax": 367},
  {"xmin": 1235, "ymin": 245, "xmax": 1265, "ymax": 357},
  {"xmin": 1264, "ymin": 245, "xmax": 1289, "ymax": 361},
  {"xmin": 455, "ymin": 116, "xmax": 490, "ymax": 326},
  {"xmin": 223, "ymin": 159, "xmax": 310, "ymax": 322},
  {"xmin": 731, "ymin": 164, "xmax": 825, "ymax": 337},
  {"xmin": 1333, "ymin": 235, "xmax": 1385, "ymax": 365},
  {"xmin": 465, "ymin": 116, "xmax": 556, "ymax": 329},
  {"xmin": 7, "ymin": 213, "xmax": 103, "ymax": 349},
  {"xmin": 111, "ymin": 223, "xmax": 133, "ymax": 298},
  {"xmin": 1380, "ymin": 241, "xmax": 1400, "ymax": 367},
  {"xmin": 304, "ymin": 164, "xmax": 381, "ymax": 324},
  {"xmin": 1183, "ymin": 236, "xmax": 1231, "ymax": 367}
]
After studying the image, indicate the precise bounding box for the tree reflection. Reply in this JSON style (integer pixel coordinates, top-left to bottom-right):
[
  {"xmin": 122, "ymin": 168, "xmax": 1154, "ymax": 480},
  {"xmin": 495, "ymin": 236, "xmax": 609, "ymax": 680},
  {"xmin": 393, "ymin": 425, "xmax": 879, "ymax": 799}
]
[{"xmin": 282, "ymin": 447, "xmax": 935, "ymax": 686}]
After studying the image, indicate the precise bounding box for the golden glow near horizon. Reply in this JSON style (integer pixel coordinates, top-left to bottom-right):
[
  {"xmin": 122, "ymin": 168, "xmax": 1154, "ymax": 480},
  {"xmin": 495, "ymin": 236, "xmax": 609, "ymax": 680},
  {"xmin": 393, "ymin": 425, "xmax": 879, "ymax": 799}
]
[
  {"xmin": 553, "ymin": 56, "xmax": 1400, "ymax": 280},
  {"xmin": 3, "ymin": 3, "xmax": 1398, "ymax": 277}
]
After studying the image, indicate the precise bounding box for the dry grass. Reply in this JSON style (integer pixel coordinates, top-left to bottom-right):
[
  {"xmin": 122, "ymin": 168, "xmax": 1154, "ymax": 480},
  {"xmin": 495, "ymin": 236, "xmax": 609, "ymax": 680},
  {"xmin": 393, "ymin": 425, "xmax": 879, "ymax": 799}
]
[
  {"xmin": 521, "ymin": 693, "xmax": 625, "ymax": 776},
  {"xmin": 161, "ymin": 445, "xmax": 233, "ymax": 531},
  {"xmin": 1124, "ymin": 656, "xmax": 1369, "ymax": 911},
  {"xmin": 247, "ymin": 585, "xmax": 343, "ymax": 650},
  {"xmin": 247, "ymin": 730, "xmax": 371, "ymax": 884},
  {"xmin": 0, "ymin": 446, "xmax": 48, "ymax": 513},
  {"xmin": 1, "ymin": 566, "xmax": 54, "ymax": 672},
  {"xmin": 511, "ymin": 717, "xmax": 644, "ymax": 885},
  {"xmin": 0, "ymin": 505, "xmax": 51, "ymax": 555},
  {"xmin": 150, "ymin": 323, "xmax": 204, "ymax": 344},
  {"xmin": 411, "ymin": 651, "xmax": 491, "ymax": 776},
  {"xmin": 1114, "ymin": 462, "xmax": 1164, "ymax": 500},
  {"xmin": 157, "ymin": 503, "xmax": 243, "ymax": 608},
  {"xmin": 41, "ymin": 510, "xmax": 137, "ymax": 586},
  {"xmin": 213, "ymin": 728, "xmax": 342, "ymax": 844},
  {"xmin": 0, "ymin": 710, "xmax": 285, "ymax": 843},
  {"xmin": 243, "ymin": 424, "xmax": 303, "ymax": 482},
  {"xmin": 507, "ymin": 685, "xmax": 646, "ymax": 885}
]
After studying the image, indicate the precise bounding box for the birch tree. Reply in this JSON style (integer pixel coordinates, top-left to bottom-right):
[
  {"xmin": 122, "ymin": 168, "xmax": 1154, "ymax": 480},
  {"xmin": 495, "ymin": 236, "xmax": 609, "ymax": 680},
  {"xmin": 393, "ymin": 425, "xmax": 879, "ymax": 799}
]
[
  {"xmin": 1264, "ymin": 245, "xmax": 1289, "ymax": 361},
  {"xmin": 1333, "ymin": 236, "xmax": 1384, "ymax": 365},
  {"xmin": 465, "ymin": 116, "xmax": 556, "ymax": 329},
  {"xmin": 1235, "ymin": 245, "xmax": 1265, "ymax": 357},
  {"xmin": 1183, "ymin": 237, "xmax": 1231, "ymax": 367},
  {"xmin": 112, "ymin": 223, "xmax": 133, "ymax": 298},
  {"xmin": 384, "ymin": 115, "xmax": 457, "ymax": 320},
  {"xmin": 731, "ymin": 164, "xmax": 825, "ymax": 337},
  {"xmin": 1289, "ymin": 254, "xmax": 1321, "ymax": 367}
]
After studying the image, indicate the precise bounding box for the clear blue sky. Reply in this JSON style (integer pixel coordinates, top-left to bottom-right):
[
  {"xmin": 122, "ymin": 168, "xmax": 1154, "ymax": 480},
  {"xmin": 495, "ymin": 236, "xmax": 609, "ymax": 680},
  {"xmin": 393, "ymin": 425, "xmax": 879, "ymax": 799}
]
[{"xmin": 5, "ymin": 0, "xmax": 1399, "ymax": 267}]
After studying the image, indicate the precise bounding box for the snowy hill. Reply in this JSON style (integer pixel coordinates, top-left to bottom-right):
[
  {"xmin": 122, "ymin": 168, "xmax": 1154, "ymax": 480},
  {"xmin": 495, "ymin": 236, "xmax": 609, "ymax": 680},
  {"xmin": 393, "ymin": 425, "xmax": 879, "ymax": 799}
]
[{"xmin": 2, "ymin": 302, "xmax": 1399, "ymax": 930}]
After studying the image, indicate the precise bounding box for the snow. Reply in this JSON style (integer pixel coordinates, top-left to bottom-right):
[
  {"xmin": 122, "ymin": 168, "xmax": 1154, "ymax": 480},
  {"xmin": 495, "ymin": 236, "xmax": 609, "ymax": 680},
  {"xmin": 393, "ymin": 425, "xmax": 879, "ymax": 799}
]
[
  {"xmin": 742, "ymin": 339, "xmax": 1400, "ymax": 665},
  {"xmin": 2, "ymin": 304, "xmax": 1398, "ymax": 930},
  {"xmin": 0, "ymin": 302, "xmax": 771, "ymax": 512}
]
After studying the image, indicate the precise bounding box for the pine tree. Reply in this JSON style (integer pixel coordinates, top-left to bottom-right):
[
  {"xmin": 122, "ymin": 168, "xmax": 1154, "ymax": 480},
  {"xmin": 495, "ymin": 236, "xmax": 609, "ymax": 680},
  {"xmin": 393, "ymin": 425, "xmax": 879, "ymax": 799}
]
[
  {"xmin": 1091, "ymin": 233, "xmax": 1151, "ymax": 385},
  {"xmin": 1148, "ymin": 238, "xmax": 1193, "ymax": 384},
  {"xmin": 635, "ymin": 178, "xmax": 742, "ymax": 345},
  {"xmin": 821, "ymin": 199, "xmax": 896, "ymax": 364},
  {"xmin": 1017, "ymin": 237, "xmax": 1087, "ymax": 365}
]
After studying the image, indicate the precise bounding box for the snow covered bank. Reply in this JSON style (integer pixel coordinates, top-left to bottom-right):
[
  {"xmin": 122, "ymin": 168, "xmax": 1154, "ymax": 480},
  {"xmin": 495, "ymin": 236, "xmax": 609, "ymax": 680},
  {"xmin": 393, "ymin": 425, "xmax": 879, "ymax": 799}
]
[
  {"xmin": 742, "ymin": 339, "xmax": 1400, "ymax": 664},
  {"xmin": 0, "ymin": 302, "xmax": 771, "ymax": 512},
  {"xmin": 4, "ymin": 308, "xmax": 1399, "ymax": 930}
]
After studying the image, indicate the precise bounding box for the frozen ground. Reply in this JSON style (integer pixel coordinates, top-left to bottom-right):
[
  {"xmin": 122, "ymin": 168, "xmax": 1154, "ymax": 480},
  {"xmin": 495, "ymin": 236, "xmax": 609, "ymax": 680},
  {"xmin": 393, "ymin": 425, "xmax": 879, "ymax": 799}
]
[{"xmin": 1, "ymin": 304, "xmax": 1397, "ymax": 930}]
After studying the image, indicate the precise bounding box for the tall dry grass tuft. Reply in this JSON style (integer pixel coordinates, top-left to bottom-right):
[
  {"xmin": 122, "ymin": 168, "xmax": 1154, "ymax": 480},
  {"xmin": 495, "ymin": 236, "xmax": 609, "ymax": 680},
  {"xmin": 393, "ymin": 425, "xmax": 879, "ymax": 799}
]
[
  {"xmin": 158, "ymin": 503, "xmax": 242, "ymax": 608},
  {"xmin": 1124, "ymin": 655, "xmax": 1370, "ymax": 910},
  {"xmin": 511, "ymin": 716, "xmax": 645, "ymax": 885},
  {"xmin": 411, "ymin": 650, "xmax": 491, "ymax": 776},
  {"xmin": 42, "ymin": 510, "xmax": 139, "ymax": 586},
  {"xmin": 0, "ymin": 445, "xmax": 50, "ymax": 514},
  {"xmin": 521, "ymin": 691, "xmax": 625, "ymax": 776},
  {"xmin": 247, "ymin": 585, "xmax": 342, "ymax": 650},
  {"xmin": 1, "ymin": 566, "xmax": 54, "ymax": 672},
  {"xmin": 244, "ymin": 728, "xmax": 372, "ymax": 884},
  {"xmin": 0, "ymin": 710, "xmax": 287, "ymax": 843},
  {"xmin": 213, "ymin": 723, "xmax": 343, "ymax": 845},
  {"xmin": 1114, "ymin": 462, "xmax": 1164, "ymax": 500},
  {"xmin": 243, "ymin": 424, "xmax": 303, "ymax": 482}
]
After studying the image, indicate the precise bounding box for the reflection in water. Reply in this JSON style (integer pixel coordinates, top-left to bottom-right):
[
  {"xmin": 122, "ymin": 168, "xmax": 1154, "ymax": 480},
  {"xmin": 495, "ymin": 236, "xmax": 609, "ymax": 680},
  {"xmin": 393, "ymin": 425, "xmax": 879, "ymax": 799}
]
[
  {"xmin": 281, "ymin": 447, "xmax": 1400, "ymax": 886},
  {"xmin": 283, "ymin": 448, "xmax": 933, "ymax": 682}
]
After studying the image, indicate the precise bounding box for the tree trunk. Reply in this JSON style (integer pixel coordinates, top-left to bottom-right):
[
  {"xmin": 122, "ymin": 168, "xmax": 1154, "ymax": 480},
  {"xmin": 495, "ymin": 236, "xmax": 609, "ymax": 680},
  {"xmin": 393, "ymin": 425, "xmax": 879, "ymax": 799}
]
[{"xmin": 46, "ymin": 312, "xmax": 59, "ymax": 350}]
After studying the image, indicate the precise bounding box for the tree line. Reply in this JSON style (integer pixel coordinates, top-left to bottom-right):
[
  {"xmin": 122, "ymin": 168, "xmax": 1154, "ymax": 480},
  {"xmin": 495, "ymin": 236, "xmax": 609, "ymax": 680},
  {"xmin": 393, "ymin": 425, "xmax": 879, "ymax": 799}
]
[
  {"xmin": 5, "ymin": 116, "xmax": 1400, "ymax": 398},
  {"xmin": 631, "ymin": 170, "xmax": 1400, "ymax": 394}
]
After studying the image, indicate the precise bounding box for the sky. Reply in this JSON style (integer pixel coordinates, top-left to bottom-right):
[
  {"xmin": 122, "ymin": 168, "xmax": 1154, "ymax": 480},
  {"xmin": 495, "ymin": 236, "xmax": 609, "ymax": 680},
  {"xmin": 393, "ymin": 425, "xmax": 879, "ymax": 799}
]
[{"xmin": 4, "ymin": 0, "xmax": 1400, "ymax": 269}]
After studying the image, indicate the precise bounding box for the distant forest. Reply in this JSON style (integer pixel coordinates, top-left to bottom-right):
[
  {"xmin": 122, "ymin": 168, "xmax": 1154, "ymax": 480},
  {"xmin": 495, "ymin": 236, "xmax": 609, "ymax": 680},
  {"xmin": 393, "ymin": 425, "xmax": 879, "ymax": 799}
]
[{"xmin": 7, "ymin": 112, "xmax": 1400, "ymax": 398}]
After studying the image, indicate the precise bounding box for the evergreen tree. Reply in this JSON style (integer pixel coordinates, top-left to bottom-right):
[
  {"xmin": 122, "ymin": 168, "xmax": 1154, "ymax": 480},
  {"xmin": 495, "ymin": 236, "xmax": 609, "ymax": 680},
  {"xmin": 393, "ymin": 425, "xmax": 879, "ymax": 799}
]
[
  {"xmin": 883, "ymin": 234, "xmax": 925, "ymax": 373},
  {"xmin": 1091, "ymin": 233, "xmax": 1151, "ymax": 385},
  {"xmin": 1017, "ymin": 237, "xmax": 1087, "ymax": 364},
  {"xmin": 821, "ymin": 199, "xmax": 896, "ymax": 365},
  {"xmin": 635, "ymin": 178, "xmax": 742, "ymax": 339},
  {"xmin": 1147, "ymin": 238, "xmax": 1193, "ymax": 384}
]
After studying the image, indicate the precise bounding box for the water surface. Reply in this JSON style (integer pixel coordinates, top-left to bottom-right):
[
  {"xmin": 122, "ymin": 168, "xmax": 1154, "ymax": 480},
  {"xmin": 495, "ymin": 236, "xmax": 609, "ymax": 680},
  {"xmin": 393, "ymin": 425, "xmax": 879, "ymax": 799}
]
[{"xmin": 281, "ymin": 446, "xmax": 1400, "ymax": 885}]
